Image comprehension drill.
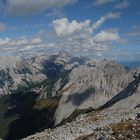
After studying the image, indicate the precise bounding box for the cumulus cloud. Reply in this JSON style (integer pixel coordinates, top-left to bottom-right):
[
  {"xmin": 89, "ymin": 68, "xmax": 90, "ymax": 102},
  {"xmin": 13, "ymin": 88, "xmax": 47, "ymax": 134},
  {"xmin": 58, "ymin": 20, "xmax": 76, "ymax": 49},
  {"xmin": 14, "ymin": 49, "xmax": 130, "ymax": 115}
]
[
  {"xmin": 53, "ymin": 18, "xmax": 91, "ymax": 36},
  {"xmin": 53, "ymin": 12, "xmax": 121, "ymax": 37},
  {"xmin": 94, "ymin": 30, "xmax": 121, "ymax": 42},
  {"xmin": 93, "ymin": 0, "xmax": 114, "ymax": 5},
  {"xmin": 51, "ymin": 16, "xmax": 123, "ymax": 57},
  {"xmin": 92, "ymin": 12, "xmax": 121, "ymax": 30},
  {"xmin": 115, "ymin": 1, "xmax": 130, "ymax": 9},
  {"xmin": 5, "ymin": 0, "xmax": 78, "ymax": 15},
  {"xmin": 0, "ymin": 12, "xmax": 124, "ymax": 59},
  {"xmin": 0, "ymin": 23, "xmax": 7, "ymax": 31},
  {"xmin": 0, "ymin": 36, "xmax": 44, "ymax": 57},
  {"xmin": 0, "ymin": 37, "xmax": 42, "ymax": 47},
  {"xmin": 0, "ymin": 38, "xmax": 10, "ymax": 46}
]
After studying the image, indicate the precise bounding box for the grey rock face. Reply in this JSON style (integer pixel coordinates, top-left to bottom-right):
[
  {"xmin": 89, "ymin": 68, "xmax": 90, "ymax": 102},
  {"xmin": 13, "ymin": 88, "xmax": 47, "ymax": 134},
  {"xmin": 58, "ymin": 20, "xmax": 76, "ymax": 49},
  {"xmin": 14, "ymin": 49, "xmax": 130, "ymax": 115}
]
[
  {"xmin": 0, "ymin": 56, "xmax": 47, "ymax": 95},
  {"xmin": 22, "ymin": 108, "xmax": 140, "ymax": 140},
  {"xmin": 0, "ymin": 53, "xmax": 83, "ymax": 95},
  {"xmin": 54, "ymin": 60, "xmax": 135, "ymax": 124}
]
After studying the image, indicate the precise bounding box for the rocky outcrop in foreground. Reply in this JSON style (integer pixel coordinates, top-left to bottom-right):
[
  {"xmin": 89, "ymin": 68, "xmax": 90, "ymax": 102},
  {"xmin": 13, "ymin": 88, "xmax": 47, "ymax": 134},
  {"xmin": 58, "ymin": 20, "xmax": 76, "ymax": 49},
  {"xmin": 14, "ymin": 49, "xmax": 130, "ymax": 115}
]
[{"xmin": 23, "ymin": 108, "xmax": 140, "ymax": 140}]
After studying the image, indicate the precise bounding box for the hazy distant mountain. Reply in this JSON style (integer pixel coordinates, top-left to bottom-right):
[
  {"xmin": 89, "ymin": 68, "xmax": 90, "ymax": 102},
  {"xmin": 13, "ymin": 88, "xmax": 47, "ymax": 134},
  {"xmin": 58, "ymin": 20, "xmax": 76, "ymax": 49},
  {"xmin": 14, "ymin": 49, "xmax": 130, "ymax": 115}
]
[{"xmin": 119, "ymin": 61, "xmax": 140, "ymax": 68}]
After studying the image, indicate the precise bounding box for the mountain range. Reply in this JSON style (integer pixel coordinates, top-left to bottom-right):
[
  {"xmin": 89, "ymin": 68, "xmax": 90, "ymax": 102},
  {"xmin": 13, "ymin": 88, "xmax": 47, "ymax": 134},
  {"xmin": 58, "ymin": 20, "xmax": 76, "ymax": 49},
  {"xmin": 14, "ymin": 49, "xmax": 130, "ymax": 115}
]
[{"xmin": 0, "ymin": 53, "xmax": 139, "ymax": 140}]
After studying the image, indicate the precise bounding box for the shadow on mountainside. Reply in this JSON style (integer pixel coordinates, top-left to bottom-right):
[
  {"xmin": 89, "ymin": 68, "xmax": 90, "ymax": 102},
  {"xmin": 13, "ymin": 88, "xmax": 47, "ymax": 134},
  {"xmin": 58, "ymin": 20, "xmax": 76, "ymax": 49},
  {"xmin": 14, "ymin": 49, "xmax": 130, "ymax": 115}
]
[
  {"xmin": 5, "ymin": 108, "xmax": 55, "ymax": 140},
  {"xmin": 100, "ymin": 75, "xmax": 140, "ymax": 110},
  {"xmin": 135, "ymin": 104, "xmax": 140, "ymax": 109},
  {"xmin": 42, "ymin": 60, "xmax": 63, "ymax": 79},
  {"xmin": 3, "ymin": 92, "xmax": 60, "ymax": 140},
  {"xmin": 66, "ymin": 87, "xmax": 95, "ymax": 106},
  {"xmin": 0, "ymin": 92, "xmax": 37, "ymax": 140}
]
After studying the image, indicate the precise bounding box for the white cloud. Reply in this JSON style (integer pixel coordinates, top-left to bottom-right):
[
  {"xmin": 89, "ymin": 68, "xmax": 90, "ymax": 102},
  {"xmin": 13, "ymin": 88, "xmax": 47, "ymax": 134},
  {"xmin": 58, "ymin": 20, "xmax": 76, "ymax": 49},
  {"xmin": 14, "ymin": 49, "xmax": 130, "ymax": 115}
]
[
  {"xmin": 0, "ymin": 38, "xmax": 10, "ymax": 46},
  {"xmin": 94, "ymin": 0, "xmax": 114, "ymax": 5},
  {"xmin": 0, "ymin": 37, "xmax": 42, "ymax": 47},
  {"xmin": 0, "ymin": 36, "xmax": 44, "ymax": 57},
  {"xmin": 0, "ymin": 14, "xmax": 125, "ymax": 59},
  {"xmin": 44, "ymin": 9, "xmax": 66, "ymax": 18},
  {"xmin": 92, "ymin": 12, "xmax": 121, "ymax": 30},
  {"xmin": 5, "ymin": 0, "xmax": 78, "ymax": 15},
  {"xmin": 115, "ymin": 1, "xmax": 130, "ymax": 9},
  {"xmin": 50, "ymin": 17, "xmax": 124, "ymax": 57},
  {"xmin": 94, "ymin": 30, "xmax": 121, "ymax": 42},
  {"xmin": 53, "ymin": 18, "xmax": 91, "ymax": 36},
  {"xmin": 0, "ymin": 23, "xmax": 7, "ymax": 31},
  {"xmin": 31, "ymin": 38, "xmax": 42, "ymax": 44},
  {"xmin": 53, "ymin": 12, "xmax": 121, "ymax": 37}
]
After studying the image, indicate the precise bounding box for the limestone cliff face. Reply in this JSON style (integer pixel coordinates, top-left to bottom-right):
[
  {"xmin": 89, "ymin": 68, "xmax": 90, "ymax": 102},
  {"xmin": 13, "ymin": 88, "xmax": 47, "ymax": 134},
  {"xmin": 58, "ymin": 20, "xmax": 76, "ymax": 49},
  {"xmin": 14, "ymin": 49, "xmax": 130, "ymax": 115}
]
[
  {"xmin": 0, "ymin": 53, "xmax": 85, "ymax": 95},
  {"xmin": 0, "ymin": 56, "xmax": 47, "ymax": 95},
  {"xmin": 54, "ymin": 60, "xmax": 138, "ymax": 124}
]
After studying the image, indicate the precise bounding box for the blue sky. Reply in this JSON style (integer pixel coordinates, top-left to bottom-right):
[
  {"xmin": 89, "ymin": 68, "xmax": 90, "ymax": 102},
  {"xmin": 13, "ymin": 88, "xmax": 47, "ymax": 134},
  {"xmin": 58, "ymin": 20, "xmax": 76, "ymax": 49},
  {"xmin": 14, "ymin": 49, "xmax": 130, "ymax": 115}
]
[{"xmin": 0, "ymin": 0, "xmax": 140, "ymax": 61}]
